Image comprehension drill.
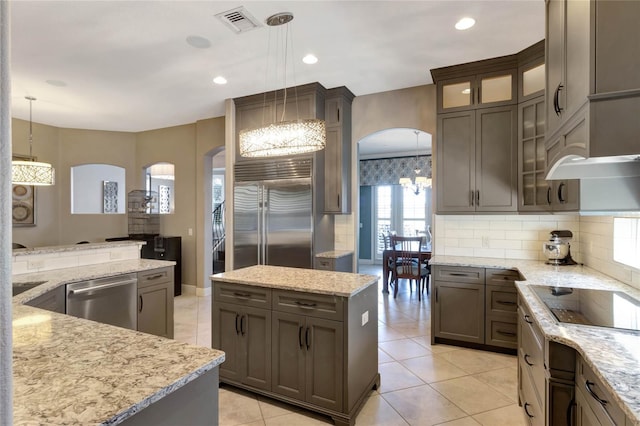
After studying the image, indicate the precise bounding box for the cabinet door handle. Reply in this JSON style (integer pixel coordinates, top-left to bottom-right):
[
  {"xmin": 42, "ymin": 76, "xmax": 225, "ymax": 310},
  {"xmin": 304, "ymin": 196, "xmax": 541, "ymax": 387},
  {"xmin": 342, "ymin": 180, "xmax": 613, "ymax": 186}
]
[
  {"xmin": 235, "ymin": 314, "xmax": 240, "ymax": 334},
  {"xmin": 566, "ymin": 399, "xmax": 575, "ymax": 426},
  {"xmin": 139, "ymin": 295, "xmax": 143, "ymax": 313},
  {"xmin": 585, "ymin": 380, "xmax": 608, "ymax": 407},
  {"xmin": 470, "ymin": 190, "xmax": 475, "ymax": 206},
  {"xmin": 305, "ymin": 327, "xmax": 311, "ymax": 350},
  {"xmin": 553, "ymin": 83, "xmax": 564, "ymax": 116},
  {"xmin": 558, "ymin": 182, "xmax": 567, "ymax": 203},
  {"xmin": 524, "ymin": 403, "xmax": 534, "ymax": 418},
  {"xmin": 298, "ymin": 326, "xmax": 304, "ymax": 349},
  {"xmin": 524, "ymin": 354, "xmax": 534, "ymax": 366},
  {"xmin": 524, "ymin": 314, "xmax": 533, "ymax": 324},
  {"xmin": 547, "ymin": 186, "xmax": 552, "ymax": 205},
  {"xmin": 337, "ymin": 107, "xmax": 340, "ymax": 122},
  {"xmin": 337, "ymin": 194, "xmax": 340, "ymax": 208},
  {"xmin": 476, "ymin": 190, "xmax": 480, "ymax": 206},
  {"xmin": 496, "ymin": 330, "xmax": 516, "ymax": 337},
  {"xmin": 435, "ymin": 287, "xmax": 439, "ymax": 303},
  {"xmin": 496, "ymin": 300, "xmax": 517, "ymax": 306},
  {"xmin": 240, "ymin": 315, "xmax": 247, "ymax": 336}
]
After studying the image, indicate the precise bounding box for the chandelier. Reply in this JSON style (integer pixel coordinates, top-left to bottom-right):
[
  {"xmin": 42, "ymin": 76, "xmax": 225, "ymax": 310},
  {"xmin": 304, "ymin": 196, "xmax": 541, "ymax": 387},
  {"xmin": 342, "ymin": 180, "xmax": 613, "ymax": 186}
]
[
  {"xmin": 399, "ymin": 131, "xmax": 431, "ymax": 195},
  {"xmin": 239, "ymin": 12, "xmax": 326, "ymax": 158},
  {"xmin": 12, "ymin": 96, "xmax": 55, "ymax": 186}
]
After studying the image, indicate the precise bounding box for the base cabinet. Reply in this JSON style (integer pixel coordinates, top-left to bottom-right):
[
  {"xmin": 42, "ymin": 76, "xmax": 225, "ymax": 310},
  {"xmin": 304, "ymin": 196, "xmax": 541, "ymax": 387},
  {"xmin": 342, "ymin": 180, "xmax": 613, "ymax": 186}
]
[
  {"xmin": 137, "ymin": 267, "xmax": 174, "ymax": 339},
  {"xmin": 212, "ymin": 280, "xmax": 379, "ymax": 426}
]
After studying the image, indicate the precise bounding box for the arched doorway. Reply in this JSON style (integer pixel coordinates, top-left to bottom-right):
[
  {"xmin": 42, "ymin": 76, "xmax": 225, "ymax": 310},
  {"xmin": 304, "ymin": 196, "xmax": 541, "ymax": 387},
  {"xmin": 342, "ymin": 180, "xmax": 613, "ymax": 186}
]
[{"xmin": 357, "ymin": 128, "xmax": 433, "ymax": 268}]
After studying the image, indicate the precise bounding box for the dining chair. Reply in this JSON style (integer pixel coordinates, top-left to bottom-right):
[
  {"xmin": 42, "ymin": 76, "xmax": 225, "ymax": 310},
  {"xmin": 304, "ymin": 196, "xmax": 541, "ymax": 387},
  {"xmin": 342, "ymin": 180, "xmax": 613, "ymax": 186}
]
[
  {"xmin": 380, "ymin": 231, "xmax": 394, "ymax": 285},
  {"xmin": 389, "ymin": 235, "xmax": 429, "ymax": 300}
]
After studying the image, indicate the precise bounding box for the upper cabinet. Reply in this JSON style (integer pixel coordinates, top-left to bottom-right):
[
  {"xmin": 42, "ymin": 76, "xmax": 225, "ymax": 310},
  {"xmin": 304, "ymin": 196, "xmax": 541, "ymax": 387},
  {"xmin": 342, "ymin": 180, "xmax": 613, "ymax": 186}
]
[
  {"xmin": 545, "ymin": 0, "xmax": 640, "ymax": 176},
  {"xmin": 323, "ymin": 87, "xmax": 354, "ymax": 214},
  {"xmin": 437, "ymin": 68, "xmax": 517, "ymax": 113}
]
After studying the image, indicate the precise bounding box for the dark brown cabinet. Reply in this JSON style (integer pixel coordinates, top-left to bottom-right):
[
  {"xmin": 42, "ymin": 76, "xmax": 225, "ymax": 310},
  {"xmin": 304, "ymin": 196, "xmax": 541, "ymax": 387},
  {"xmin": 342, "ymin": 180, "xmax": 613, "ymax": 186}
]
[
  {"xmin": 323, "ymin": 87, "xmax": 354, "ymax": 214},
  {"xmin": 212, "ymin": 278, "xmax": 379, "ymax": 426},
  {"xmin": 137, "ymin": 267, "xmax": 174, "ymax": 339},
  {"xmin": 432, "ymin": 266, "xmax": 518, "ymax": 351},
  {"xmin": 436, "ymin": 106, "xmax": 518, "ymax": 213}
]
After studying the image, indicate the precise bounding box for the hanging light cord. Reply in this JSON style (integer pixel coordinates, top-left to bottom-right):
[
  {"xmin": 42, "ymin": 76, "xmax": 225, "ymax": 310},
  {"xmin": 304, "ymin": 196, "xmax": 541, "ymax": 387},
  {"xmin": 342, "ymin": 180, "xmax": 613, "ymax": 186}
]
[{"xmin": 27, "ymin": 96, "xmax": 36, "ymax": 161}]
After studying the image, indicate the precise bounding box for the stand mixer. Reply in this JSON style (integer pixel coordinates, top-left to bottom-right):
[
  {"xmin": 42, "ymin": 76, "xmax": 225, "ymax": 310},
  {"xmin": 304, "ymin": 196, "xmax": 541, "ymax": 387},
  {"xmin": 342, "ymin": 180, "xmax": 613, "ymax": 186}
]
[{"xmin": 542, "ymin": 230, "xmax": 578, "ymax": 265}]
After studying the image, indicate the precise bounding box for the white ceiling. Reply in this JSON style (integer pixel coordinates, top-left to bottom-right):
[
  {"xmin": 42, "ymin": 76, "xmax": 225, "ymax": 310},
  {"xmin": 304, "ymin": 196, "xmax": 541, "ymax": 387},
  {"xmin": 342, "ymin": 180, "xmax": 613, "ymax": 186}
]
[{"xmin": 10, "ymin": 1, "xmax": 545, "ymax": 154}]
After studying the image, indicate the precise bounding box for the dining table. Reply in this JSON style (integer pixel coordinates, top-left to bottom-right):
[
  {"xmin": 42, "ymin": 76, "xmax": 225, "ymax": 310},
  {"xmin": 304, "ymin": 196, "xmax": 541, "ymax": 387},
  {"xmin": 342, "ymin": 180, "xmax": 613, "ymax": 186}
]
[{"xmin": 382, "ymin": 241, "xmax": 431, "ymax": 294}]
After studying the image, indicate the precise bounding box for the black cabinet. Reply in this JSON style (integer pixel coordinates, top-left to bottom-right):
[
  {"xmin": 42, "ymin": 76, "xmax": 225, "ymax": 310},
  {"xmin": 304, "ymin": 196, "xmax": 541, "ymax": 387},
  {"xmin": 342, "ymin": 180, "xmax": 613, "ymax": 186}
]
[{"xmin": 140, "ymin": 236, "xmax": 182, "ymax": 296}]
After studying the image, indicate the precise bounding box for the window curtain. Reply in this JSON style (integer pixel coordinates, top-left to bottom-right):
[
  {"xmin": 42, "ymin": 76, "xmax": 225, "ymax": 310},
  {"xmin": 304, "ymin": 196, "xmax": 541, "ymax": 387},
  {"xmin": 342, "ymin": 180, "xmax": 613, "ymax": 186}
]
[{"xmin": 360, "ymin": 156, "xmax": 432, "ymax": 186}]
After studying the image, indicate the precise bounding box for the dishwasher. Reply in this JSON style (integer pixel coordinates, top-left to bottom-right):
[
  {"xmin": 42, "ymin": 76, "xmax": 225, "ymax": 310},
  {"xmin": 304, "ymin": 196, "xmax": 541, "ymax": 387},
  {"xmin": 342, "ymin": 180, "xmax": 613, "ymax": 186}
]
[{"xmin": 66, "ymin": 273, "xmax": 138, "ymax": 330}]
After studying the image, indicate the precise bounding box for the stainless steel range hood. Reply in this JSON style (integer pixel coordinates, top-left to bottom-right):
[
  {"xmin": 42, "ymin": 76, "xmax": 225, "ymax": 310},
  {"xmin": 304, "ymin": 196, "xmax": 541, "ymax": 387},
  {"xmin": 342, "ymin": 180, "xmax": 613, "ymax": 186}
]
[{"xmin": 546, "ymin": 154, "xmax": 640, "ymax": 180}]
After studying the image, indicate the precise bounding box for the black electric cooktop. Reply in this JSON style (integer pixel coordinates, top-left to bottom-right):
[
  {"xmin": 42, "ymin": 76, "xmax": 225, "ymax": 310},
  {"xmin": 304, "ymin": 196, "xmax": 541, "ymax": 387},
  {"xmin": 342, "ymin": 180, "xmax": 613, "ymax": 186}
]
[{"xmin": 530, "ymin": 285, "xmax": 640, "ymax": 333}]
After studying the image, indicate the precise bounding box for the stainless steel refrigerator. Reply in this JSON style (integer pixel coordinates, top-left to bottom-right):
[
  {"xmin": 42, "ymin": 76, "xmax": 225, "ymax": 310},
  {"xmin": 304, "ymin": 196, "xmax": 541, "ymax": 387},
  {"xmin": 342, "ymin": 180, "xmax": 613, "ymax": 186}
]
[{"xmin": 234, "ymin": 159, "xmax": 318, "ymax": 270}]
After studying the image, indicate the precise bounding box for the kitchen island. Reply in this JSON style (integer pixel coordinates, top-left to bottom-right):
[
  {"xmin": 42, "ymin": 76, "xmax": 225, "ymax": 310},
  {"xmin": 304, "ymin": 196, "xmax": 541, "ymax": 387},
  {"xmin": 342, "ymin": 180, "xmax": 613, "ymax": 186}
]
[
  {"xmin": 430, "ymin": 255, "xmax": 640, "ymax": 425},
  {"xmin": 12, "ymin": 258, "xmax": 225, "ymax": 425},
  {"xmin": 211, "ymin": 265, "xmax": 379, "ymax": 426}
]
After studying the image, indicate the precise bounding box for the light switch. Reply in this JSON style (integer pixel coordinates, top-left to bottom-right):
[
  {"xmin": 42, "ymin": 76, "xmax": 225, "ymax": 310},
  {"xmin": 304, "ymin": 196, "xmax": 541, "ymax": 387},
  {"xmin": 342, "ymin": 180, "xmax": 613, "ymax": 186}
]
[
  {"xmin": 361, "ymin": 310, "xmax": 369, "ymax": 326},
  {"xmin": 188, "ymin": 228, "xmax": 193, "ymax": 236}
]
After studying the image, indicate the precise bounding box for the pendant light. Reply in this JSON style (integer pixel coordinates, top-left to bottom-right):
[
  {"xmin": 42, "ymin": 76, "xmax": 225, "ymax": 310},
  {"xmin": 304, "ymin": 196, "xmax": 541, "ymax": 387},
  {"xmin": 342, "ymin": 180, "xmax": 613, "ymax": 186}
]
[
  {"xmin": 238, "ymin": 12, "xmax": 326, "ymax": 158},
  {"xmin": 399, "ymin": 131, "xmax": 431, "ymax": 195},
  {"xmin": 12, "ymin": 96, "xmax": 55, "ymax": 185}
]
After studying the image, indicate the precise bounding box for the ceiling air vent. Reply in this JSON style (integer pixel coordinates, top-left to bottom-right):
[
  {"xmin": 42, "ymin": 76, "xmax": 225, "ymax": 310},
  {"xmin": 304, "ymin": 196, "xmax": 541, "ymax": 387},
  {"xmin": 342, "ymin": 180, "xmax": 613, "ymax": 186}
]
[{"xmin": 215, "ymin": 7, "xmax": 261, "ymax": 34}]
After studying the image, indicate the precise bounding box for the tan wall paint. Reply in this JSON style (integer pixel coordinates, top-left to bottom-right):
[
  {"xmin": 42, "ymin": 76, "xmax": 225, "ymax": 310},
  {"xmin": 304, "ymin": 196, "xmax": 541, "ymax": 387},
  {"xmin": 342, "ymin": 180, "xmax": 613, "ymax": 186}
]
[
  {"xmin": 57, "ymin": 127, "xmax": 137, "ymax": 244},
  {"xmin": 195, "ymin": 117, "xmax": 225, "ymax": 291},
  {"xmin": 136, "ymin": 124, "xmax": 197, "ymax": 287}
]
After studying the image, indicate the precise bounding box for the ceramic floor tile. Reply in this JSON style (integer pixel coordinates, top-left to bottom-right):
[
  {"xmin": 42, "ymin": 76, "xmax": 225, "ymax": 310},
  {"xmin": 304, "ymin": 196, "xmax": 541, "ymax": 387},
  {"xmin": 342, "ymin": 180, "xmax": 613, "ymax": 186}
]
[
  {"xmin": 257, "ymin": 395, "xmax": 303, "ymax": 419},
  {"xmin": 379, "ymin": 338, "xmax": 432, "ymax": 360},
  {"xmin": 435, "ymin": 417, "xmax": 482, "ymax": 426},
  {"xmin": 379, "ymin": 324, "xmax": 409, "ymax": 342},
  {"xmin": 472, "ymin": 366, "xmax": 519, "ymax": 402},
  {"xmin": 434, "ymin": 348, "xmax": 516, "ymax": 374},
  {"xmin": 355, "ymin": 393, "xmax": 410, "ymax": 426},
  {"xmin": 382, "ymin": 384, "xmax": 468, "ymax": 425},
  {"xmin": 218, "ymin": 386, "xmax": 263, "ymax": 425},
  {"xmin": 262, "ymin": 411, "xmax": 333, "ymax": 425},
  {"xmin": 430, "ymin": 376, "xmax": 514, "ymax": 416},
  {"xmin": 387, "ymin": 319, "xmax": 431, "ymax": 338},
  {"xmin": 377, "ymin": 361, "xmax": 425, "ymax": 393},
  {"xmin": 378, "ymin": 347, "xmax": 395, "ymax": 364},
  {"xmin": 471, "ymin": 403, "xmax": 527, "ymax": 426},
  {"xmin": 401, "ymin": 355, "xmax": 468, "ymax": 383}
]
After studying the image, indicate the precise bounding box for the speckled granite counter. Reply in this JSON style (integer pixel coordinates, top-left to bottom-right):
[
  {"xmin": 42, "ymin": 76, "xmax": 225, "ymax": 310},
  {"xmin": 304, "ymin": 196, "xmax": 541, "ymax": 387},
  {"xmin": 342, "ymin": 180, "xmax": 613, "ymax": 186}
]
[
  {"xmin": 315, "ymin": 250, "xmax": 354, "ymax": 259},
  {"xmin": 430, "ymin": 255, "xmax": 640, "ymax": 424},
  {"xmin": 12, "ymin": 240, "xmax": 143, "ymax": 257},
  {"xmin": 12, "ymin": 260, "xmax": 225, "ymax": 425},
  {"xmin": 211, "ymin": 265, "xmax": 377, "ymax": 297}
]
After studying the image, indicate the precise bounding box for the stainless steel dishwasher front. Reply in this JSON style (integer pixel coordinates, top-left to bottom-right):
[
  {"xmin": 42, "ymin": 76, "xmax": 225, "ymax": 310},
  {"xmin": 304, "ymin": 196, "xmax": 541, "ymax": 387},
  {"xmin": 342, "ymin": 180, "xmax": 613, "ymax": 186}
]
[{"xmin": 66, "ymin": 273, "xmax": 138, "ymax": 330}]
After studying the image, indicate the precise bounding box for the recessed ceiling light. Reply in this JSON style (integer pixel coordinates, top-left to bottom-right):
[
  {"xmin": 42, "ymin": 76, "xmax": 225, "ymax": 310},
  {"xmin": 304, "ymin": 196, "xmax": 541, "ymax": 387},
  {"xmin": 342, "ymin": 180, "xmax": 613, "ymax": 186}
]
[
  {"xmin": 186, "ymin": 35, "xmax": 211, "ymax": 49},
  {"xmin": 46, "ymin": 79, "xmax": 67, "ymax": 87},
  {"xmin": 213, "ymin": 76, "xmax": 227, "ymax": 85},
  {"xmin": 455, "ymin": 17, "xmax": 476, "ymax": 30},
  {"xmin": 461, "ymin": 88, "xmax": 471, "ymax": 94},
  {"xmin": 302, "ymin": 54, "xmax": 318, "ymax": 65}
]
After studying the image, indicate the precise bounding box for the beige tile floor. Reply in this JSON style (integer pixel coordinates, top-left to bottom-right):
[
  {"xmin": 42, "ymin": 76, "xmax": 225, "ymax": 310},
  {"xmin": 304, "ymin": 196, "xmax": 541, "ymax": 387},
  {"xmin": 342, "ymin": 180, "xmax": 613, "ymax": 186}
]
[{"xmin": 174, "ymin": 265, "xmax": 526, "ymax": 426}]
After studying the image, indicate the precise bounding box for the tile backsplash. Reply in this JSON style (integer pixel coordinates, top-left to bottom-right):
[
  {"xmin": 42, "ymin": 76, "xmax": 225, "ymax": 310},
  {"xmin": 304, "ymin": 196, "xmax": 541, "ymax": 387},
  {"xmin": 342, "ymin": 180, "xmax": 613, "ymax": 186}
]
[{"xmin": 434, "ymin": 214, "xmax": 581, "ymax": 262}]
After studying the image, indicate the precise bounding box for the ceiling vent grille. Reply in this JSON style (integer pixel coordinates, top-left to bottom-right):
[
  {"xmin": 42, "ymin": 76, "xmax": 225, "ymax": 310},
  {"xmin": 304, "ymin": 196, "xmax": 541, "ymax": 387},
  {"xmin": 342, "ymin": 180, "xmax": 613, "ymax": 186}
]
[{"xmin": 215, "ymin": 7, "xmax": 261, "ymax": 34}]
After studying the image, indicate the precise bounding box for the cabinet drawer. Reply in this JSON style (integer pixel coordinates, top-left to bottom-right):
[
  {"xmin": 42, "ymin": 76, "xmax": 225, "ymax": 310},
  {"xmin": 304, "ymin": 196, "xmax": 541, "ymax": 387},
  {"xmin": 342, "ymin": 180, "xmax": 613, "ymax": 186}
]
[
  {"xmin": 519, "ymin": 304, "xmax": 545, "ymax": 402},
  {"xmin": 432, "ymin": 266, "xmax": 484, "ymax": 284},
  {"xmin": 576, "ymin": 356, "xmax": 625, "ymax": 426},
  {"xmin": 486, "ymin": 268, "xmax": 520, "ymax": 286},
  {"xmin": 486, "ymin": 318, "xmax": 517, "ymax": 349},
  {"xmin": 519, "ymin": 363, "xmax": 545, "ymax": 426},
  {"xmin": 487, "ymin": 285, "xmax": 518, "ymax": 315},
  {"xmin": 214, "ymin": 282, "xmax": 272, "ymax": 309},
  {"xmin": 138, "ymin": 267, "xmax": 173, "ymax": 289},
  {"xmin": 272, "ymin": 290, "xmax": 343, "ymax": 321}
]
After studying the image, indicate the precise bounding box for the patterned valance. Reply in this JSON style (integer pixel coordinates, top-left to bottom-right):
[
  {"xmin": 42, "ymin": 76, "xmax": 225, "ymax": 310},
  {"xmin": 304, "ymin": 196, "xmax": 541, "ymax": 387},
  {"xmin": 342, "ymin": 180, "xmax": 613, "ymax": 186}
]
[{"xmin": 360, "ymin": 156, "xmax": 432, "ymax": 186}]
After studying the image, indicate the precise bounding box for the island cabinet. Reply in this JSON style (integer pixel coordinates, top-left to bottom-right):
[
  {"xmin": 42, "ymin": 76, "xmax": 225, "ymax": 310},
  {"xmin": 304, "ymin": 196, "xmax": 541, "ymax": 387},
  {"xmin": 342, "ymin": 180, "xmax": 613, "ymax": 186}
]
[
  {"xmin": 137, "ymin": 267, "xmax": 174, "ymax": 339},
  {"xmin": 212, "ymin": 270, "xmax": 379, "ymax": 426},
  {"xmin": 432, "ymin": 266, "xmax": 518, "ymax": 351},
  {"xmin": 323, "ymin": 87, "xmax": 354, "ymax": 214},
  {"xmin": 545, "ymin": 0, "xmax": 640, "ymax": 175}
]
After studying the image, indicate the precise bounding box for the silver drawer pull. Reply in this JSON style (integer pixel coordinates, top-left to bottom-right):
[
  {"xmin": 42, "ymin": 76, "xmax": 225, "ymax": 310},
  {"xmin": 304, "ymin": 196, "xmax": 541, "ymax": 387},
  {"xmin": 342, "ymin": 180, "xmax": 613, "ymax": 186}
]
[
  {"xmin": 496, "ymin": 300, "xmax": 516, "ymax": 306},
  {"xmin": 585, "ymin": 380, "xmax": 608, "ymax": 407},
  {"xmin": 295, "ymin": 301, "xmax": 317, "ymax": 309},
  {"xmin": 145, "ymin": 273, "xmax": 164, "ymax": 280}
]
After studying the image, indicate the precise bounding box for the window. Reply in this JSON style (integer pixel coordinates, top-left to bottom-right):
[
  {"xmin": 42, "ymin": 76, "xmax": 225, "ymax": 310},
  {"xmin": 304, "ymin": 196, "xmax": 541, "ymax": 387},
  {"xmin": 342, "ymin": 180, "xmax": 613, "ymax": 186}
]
[
  {"xmin": 613, "ymin": 217, "xmax": 640, "ymax": 269},
  {"xmin": 144, "ymin": 162, "xmax": 175, "ymax": 214}
]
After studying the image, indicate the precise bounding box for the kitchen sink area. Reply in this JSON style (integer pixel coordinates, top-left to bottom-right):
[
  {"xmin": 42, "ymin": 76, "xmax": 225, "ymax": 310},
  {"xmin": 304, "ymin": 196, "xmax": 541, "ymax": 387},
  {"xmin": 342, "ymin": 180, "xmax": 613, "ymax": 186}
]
[{"xmin": 11, "ymin": 280, "xmax": 46, "ymax": 296}]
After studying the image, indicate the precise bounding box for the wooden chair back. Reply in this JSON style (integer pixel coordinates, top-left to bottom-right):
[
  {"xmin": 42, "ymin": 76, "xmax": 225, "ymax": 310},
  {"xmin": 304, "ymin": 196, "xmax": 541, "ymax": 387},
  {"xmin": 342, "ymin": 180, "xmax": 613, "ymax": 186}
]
[{"xmin": 389, "ymin": 235, "xmax": 424, "ymax": 278}]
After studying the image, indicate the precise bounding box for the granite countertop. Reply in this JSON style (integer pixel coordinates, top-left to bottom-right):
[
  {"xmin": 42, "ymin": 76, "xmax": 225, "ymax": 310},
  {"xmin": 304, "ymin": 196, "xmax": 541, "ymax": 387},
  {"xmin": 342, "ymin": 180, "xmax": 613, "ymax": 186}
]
[
  {"xmin": 12, "ymin": 240, "xmax": 144, "ymax": 257},
  {"xmin": 211, "ymin": 265, "xmax": 377, "ymax": 297},
  {"xmin": 430, "ymin": 255, "xmax": 640, "ymax": 424},
  {"xmin": 12, "ymin": 259, "xmax": 225, "ymax": 425},
  {"xmin": 315, "ymin": 250, "xmax": 354, "ymax": 259}
]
